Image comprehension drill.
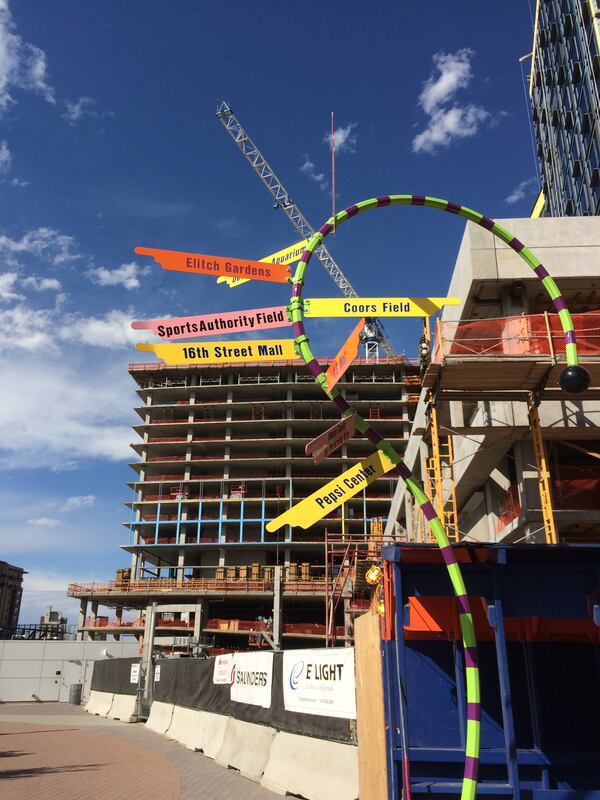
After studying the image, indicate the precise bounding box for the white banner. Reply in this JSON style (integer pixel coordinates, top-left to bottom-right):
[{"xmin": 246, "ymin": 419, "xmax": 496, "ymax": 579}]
[
  {"xmin": 213, "ymin": 653, "xmax": 234, "ymax": 685},
  {"xmin": 130, "ymin": 663, "xmax": 140, "ymax": 684},
  {"xmin": 230, "ymin": 651, "xmax": 273, "ymax": 708},
  {"xmin": 283, "ymin": 648, "xmax": 356, "ymax": 719}
]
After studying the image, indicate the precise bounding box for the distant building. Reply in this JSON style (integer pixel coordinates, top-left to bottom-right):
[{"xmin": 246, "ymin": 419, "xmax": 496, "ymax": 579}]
[
  {"xmin": 39, "ymin": 605, "xmax": 67, "ymax": 630},
  {"xmin": 530, "ymin": 0, "xmax": 600, "ymax": 216},
  {"xmin": 0, "ymin": 561, "xmax": 25, "ymax": 636}
]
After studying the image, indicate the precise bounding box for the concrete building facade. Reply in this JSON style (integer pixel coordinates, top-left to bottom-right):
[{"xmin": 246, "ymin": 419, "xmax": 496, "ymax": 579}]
[
  {"xmin": 69, "ymin": 356, "xmax": 419, "ymax": 650},
  {"xmin": 387, "ymin": 215, "xmax": 600, "ymax": 546}
]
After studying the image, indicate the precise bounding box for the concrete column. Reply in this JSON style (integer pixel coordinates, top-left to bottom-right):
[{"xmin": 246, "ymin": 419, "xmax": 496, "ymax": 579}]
[
  {"xmin": 76, "ymin": 598, "xmax": 88, "ymax": 641},
  {"xmin": 272, "ymin": 566, "xmax": 282, "ymax": 648},
  {"xmin": 343, "ymin": 597, "xmax": 352, "ymax": 646},
  {"xmin": 177, "ymin": 550, "xmax": 185, "ymax": 585},
  {"xmin": 192, "ymin": 600, "xmax": 207, "ymax": 641},
  {"xmin": 218, "ymin": 547, "xmax": 226, "ymax": 567},
  {"xmin": 143, "ymin": 603, "xmax": 157, "ymax": 700}
]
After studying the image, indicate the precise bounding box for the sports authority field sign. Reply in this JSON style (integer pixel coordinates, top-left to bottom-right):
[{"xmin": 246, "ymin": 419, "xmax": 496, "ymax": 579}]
[
  {"xmin": 266, "ymin": 449, "xmax": 395, "ymax": 531},
  {"xmin": 132, "ymin": 306, "xmax": 289, "ymax": 340}
]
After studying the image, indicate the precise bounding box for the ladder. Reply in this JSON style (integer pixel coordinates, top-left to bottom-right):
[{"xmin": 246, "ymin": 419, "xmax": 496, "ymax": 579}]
[
  {"xmin": 424, "ymin": 405, "xmax": 459, "ymax": 543},
  {"xmin": 527, "ymin": 394, "xmax": 558, "ymax": 544}
]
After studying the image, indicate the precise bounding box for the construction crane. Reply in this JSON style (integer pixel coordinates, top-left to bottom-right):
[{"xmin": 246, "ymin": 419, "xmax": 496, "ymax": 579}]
[{"xmin": 216, "ymin": 100, "xmax": 395, "ymax": 357}]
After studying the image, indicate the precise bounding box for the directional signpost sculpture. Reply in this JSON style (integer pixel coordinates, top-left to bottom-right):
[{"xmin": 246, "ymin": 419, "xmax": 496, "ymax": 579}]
[{"xmin": 135, "ymin": 193, "xmax": 589, "ymax": 800}]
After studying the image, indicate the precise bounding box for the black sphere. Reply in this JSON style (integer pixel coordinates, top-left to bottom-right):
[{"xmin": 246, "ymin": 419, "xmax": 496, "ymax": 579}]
[{"xmin": 558, "ymin": 365, "xmax": 591, "ymax": 394}]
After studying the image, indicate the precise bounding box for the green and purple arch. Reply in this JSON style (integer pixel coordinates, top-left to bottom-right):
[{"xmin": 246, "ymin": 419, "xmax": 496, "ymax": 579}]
[{"xmin": 287, "ymin": 194, "xmax": 589, "ymax": 800}]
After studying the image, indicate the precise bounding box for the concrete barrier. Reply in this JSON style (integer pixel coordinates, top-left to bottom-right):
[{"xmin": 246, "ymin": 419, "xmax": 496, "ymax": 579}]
[
  {"xmin": 145, "ymin": 701, "xmax": 175, "ymax": 735},
  {"xmin": 167, "ymin": 705, "xmax": 204, "ymax": 750},
  {"xmin": 84, "ymin": 690, "xmax": 114, "ymax": 717},
  {"xmin": 197, "ymin": 711, "xmax": 230, "ymax": 759},
  {"xmin": 261, "ymin": 731, "xmax": 359, "ymax": 800},
  {"xmin": 215, "ymin": 718, "xmax": 276, "ymax": 782},
  {"xmin": 107, "ymin": 693, "xmax": 137, "ymax": 723}
]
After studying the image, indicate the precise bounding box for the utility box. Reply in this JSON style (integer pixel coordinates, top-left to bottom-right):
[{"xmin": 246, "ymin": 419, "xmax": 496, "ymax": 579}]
[{"xmin": 381, "ymin": 544, "xmax": 600, "ymax": 798}]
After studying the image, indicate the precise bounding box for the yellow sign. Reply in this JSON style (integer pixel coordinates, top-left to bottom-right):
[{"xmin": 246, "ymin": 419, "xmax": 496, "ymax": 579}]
[
  {"xmin": 136, "ymin": 339, "xmax": 297, "ymax": 364},
  {"xmin": 217, "ymin": 240, "xmax": 309, "ymax": 288},
  {"xmin": 303, "ymin": 297, "xmax": 461, "ymax": 317},
  {"xmin": 266, "ymin": 450, "xmax": 396, "ymax": 532}
]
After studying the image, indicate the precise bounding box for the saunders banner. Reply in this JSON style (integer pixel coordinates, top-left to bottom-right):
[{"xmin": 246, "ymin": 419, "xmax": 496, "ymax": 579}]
[
  {"xmin": 283, "ymin": 647, "xmax": 356, "ymax": 719},
  {"xmin": 230, "ymin": 651, "xmax": 273, "ymax": 708}
]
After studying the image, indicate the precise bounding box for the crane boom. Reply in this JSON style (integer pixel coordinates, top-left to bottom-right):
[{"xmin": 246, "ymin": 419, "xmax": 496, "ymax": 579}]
[{"xmin": 216, "ymin": 100, "xmax": 395, "ymax": 356}]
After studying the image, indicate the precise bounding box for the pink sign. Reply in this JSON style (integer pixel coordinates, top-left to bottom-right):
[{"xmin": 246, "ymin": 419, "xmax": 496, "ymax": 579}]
[
  {"xmin": 305, "ymin": 414, "xmax": 356, "ymax": 465},
  {"xmin": 132, "ymin": 306, "xmax": 289, "ymax": 340}
]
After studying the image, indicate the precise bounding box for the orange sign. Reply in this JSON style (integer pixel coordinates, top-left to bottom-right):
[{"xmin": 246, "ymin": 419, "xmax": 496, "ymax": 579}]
[
  {"xmin": 325, "ymin": 319, "xmax": 365, "ymax": 393},
  {"xmin": 135, "ymin": 247, "xmax": 291, "ymax": 284},
  {"xmin": 305, "ymin": 414, "xmax": 356, "ymax": 464}
]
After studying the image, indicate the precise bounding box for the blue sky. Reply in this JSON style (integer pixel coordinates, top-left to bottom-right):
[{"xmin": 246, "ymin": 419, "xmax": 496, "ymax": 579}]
[{"xmin": 0, "ymin": 1, "xmax": 538, "ymax": 622}]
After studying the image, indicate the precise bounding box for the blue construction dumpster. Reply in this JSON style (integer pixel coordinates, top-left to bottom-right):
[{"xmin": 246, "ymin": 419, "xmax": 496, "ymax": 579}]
[{"xmin": 381, "ymin": 544, "xmax": 600, "ymax": 799}]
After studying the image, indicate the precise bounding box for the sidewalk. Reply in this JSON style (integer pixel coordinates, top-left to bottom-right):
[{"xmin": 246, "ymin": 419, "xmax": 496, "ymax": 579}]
[{"xmin": 0, "ymin": 703, "xmax": 279, "ymax": 800}]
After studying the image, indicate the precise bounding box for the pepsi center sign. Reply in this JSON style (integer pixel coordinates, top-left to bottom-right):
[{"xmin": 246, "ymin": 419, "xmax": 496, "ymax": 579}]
[{"xmin": 282, "ymin": 648, "xmax": 356, "ymax": 719}]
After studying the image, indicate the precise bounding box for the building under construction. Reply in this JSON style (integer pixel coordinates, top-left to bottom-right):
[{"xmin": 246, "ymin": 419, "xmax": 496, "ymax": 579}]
[
  {"xmin": 387, "ymin": 214, "xmax": 600, "ymax": 547},
  {"xmin": 69, "ymin": 355, "xmax": 419, "ymax": 650}
]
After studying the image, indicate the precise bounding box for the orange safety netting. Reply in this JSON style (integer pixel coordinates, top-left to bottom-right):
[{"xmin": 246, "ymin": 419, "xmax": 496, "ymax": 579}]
[
  {"xmin": 433, "ymin": 310, "xmax": 600, "ymax": 361},
  {"xmin": 552, "ymin": 465, "xmax": 600, "ymax": 510}
]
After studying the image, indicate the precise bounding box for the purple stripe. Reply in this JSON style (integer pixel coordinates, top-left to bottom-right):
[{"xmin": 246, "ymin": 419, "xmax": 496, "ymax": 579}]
[
  {"xmin": 534, "ymin": 264, "xmax": 549, "ymax": 278},
  {"xmin": 421, "ymin": 501, "xmax": 437, "ymax": 521},
  {"xmin": 345, "ymin": 204, "xmax": 359, "ymax": 218},
  {"xmin": 446, "ymin": 201, "xmax": 461, "ymax": 214},
  {"xmin": 292, "ymin": 283, "xmax": 302, "ymax": 297},
  {"xmin": 464, "ymin": 647, "xmax": 479, "ymax": 669},
  {"xmin": 479, "ymin": 216, "xmax": 494, "ymax": 231},
  {"xmin": 553, "ymin": 296, "xmax": 567, "ymax": 311},
  {"xmin": 509, "ymin": 237, "xmax": 525, "ymax": 252},
  {"xmin": 292, "ymin": 322, "xmax": 304, "ymax": 337},
  {"xmin": 366, "ymin": 427, "xmax": 384, "ymax": 445},
  {"xmin": 467, "ymin": 702, "xmax": 480, "ymax": 722},
  {"xmin": 377, "ymin": 196, "xmax": 391, "ymax": 206},
  {"xmin": 306, "ymin": 359, "xmax": 322, "ymax": 377},
  {"xmin": 332, "ymin": 395, "xmax": 349, "ymax": 411},
  {"xmin": 455, "ymin": 595, "xmax": 471, "ymax": 615},
  {"xmin": 300, "ymin": 249, "xmax": 312, "ymax": 263},
  {"xmin": 397, "ymin": 461, "xmax": 412, "ymax": 480},
  {"xmin": 411, "ymin": 195, "xmax": 425, "ymax": 205},
  {"xmin": 565, "ymin": 330, "xmax": 576, "ymax": 344},
  {"xmin": 464, "ymin": 756, "xmax": 479, "ymax": 781},
  {"xmin": 440, "ymin": 545, "xmax": 457, "ymax": 565},
  {"xmin": 319, "ymin": 223, "xmax": 334, "ymax": 236}
]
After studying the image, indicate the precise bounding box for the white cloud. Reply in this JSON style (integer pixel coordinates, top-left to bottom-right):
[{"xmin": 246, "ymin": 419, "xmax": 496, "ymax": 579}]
[
  {"xmin": 0, "ymin": 138, "xmax": 11, "ymax": 173},
  {"xmin": 10, "ymin": 176, "xmax": 27, "ymax": 187},
  {"xmin": 22, "ymin": 275, "xmax": 61, "ymax": 291},
  {"xmin": 27, "ymin": 517, "xmax": 62, "ymax": 528},
  {"xmin": 0, "ymin": 303, "xmax": 56, "ymax": 350},
  {"xmin": 0, "ymin": 2, "xmax": 55, "ymax": 112},
  {"xmin": 505, "ymin": 178, "xmax": 538, "ymax": 205},
  {"xmin": 61, "ymin": 494, "xmax": 96, "ymax": 511},
  {"xmin": 0, "ymin": 270, "xmax": 22, "ymax": 300},
  {"xmin": 63, "ymin": 96, "xmax": 95, "ymax": 124},
  {"xmin": 300, "ymin": 155, "xmax": 327, "ymax": 191},
  {"xmin": 0, "ymin": 355, "xmax": 133, "ymax": 469},
  {"xmin": 87, "ymin": 262, "xmax": 147, "ymax": 290},
  {"xmin": 412, "ymin": 48, "xmax": 496, "ymax": 154},
  {"xmin": 323, "ymin": 122, "xmax": 358, "ymax": 154},
  {"xmin": 0, "ymin": 226, "xmax": 79, "ymax": 267},
  {"xmin": 58, "ymin": 308, "xmax": 147, "ymax": 349}
]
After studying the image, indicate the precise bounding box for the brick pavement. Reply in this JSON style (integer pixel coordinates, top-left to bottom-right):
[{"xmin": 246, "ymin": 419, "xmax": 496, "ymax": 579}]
[{"xmin": 0, "ymin": 704, "xmax": 279, "ymax": 800}]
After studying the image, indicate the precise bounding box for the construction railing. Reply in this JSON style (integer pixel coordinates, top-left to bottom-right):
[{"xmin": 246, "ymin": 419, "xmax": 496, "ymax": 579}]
[
  {"xmin": 433, "ymin": 310, "xmax": 600, "ymax": 361},
  {"xmin": 68, "ymin": 576, "xmax": 333, "ymax": 597}
]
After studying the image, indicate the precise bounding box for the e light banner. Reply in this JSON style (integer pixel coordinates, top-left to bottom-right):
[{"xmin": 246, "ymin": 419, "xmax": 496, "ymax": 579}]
[
  {"xmin": 230, "ymin": 651, "xmax": 273, "ymax": 708},
  {"xmin": 283, "ymin": 648, "xmax": 356, "ymax": 719},
  {"xmin": 213, "ymin": 653, "xmax": 235, "ymax": 685}
]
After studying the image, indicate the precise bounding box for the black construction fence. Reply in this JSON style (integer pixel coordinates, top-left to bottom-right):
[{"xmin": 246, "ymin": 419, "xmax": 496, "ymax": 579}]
[{"xmin": 90, "ymin": 653, "xmax": 355, "ymax": 744}]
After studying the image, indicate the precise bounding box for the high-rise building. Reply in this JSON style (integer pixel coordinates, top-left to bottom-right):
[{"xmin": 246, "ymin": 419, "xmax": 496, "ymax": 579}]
[
  {"xmin": 69, "ymin": 356, "xmax": 419, "ymax": 649},
  {"xmin": 0, "ymin": 561, "xmax": 25, "ymax": 637},
  {"xmin": 530, "ymin": 0, "xmax": 600, "ymax": 216}
]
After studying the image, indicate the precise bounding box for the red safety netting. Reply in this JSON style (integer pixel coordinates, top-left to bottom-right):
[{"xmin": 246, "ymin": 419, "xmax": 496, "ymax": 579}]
[
  {"xmin": 552, "ymin": 465, "xmax": 600, "ymax": 510},
  {"xmin": 433, "ymin": 310, "xmax": 600, "ymax": 361}
]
